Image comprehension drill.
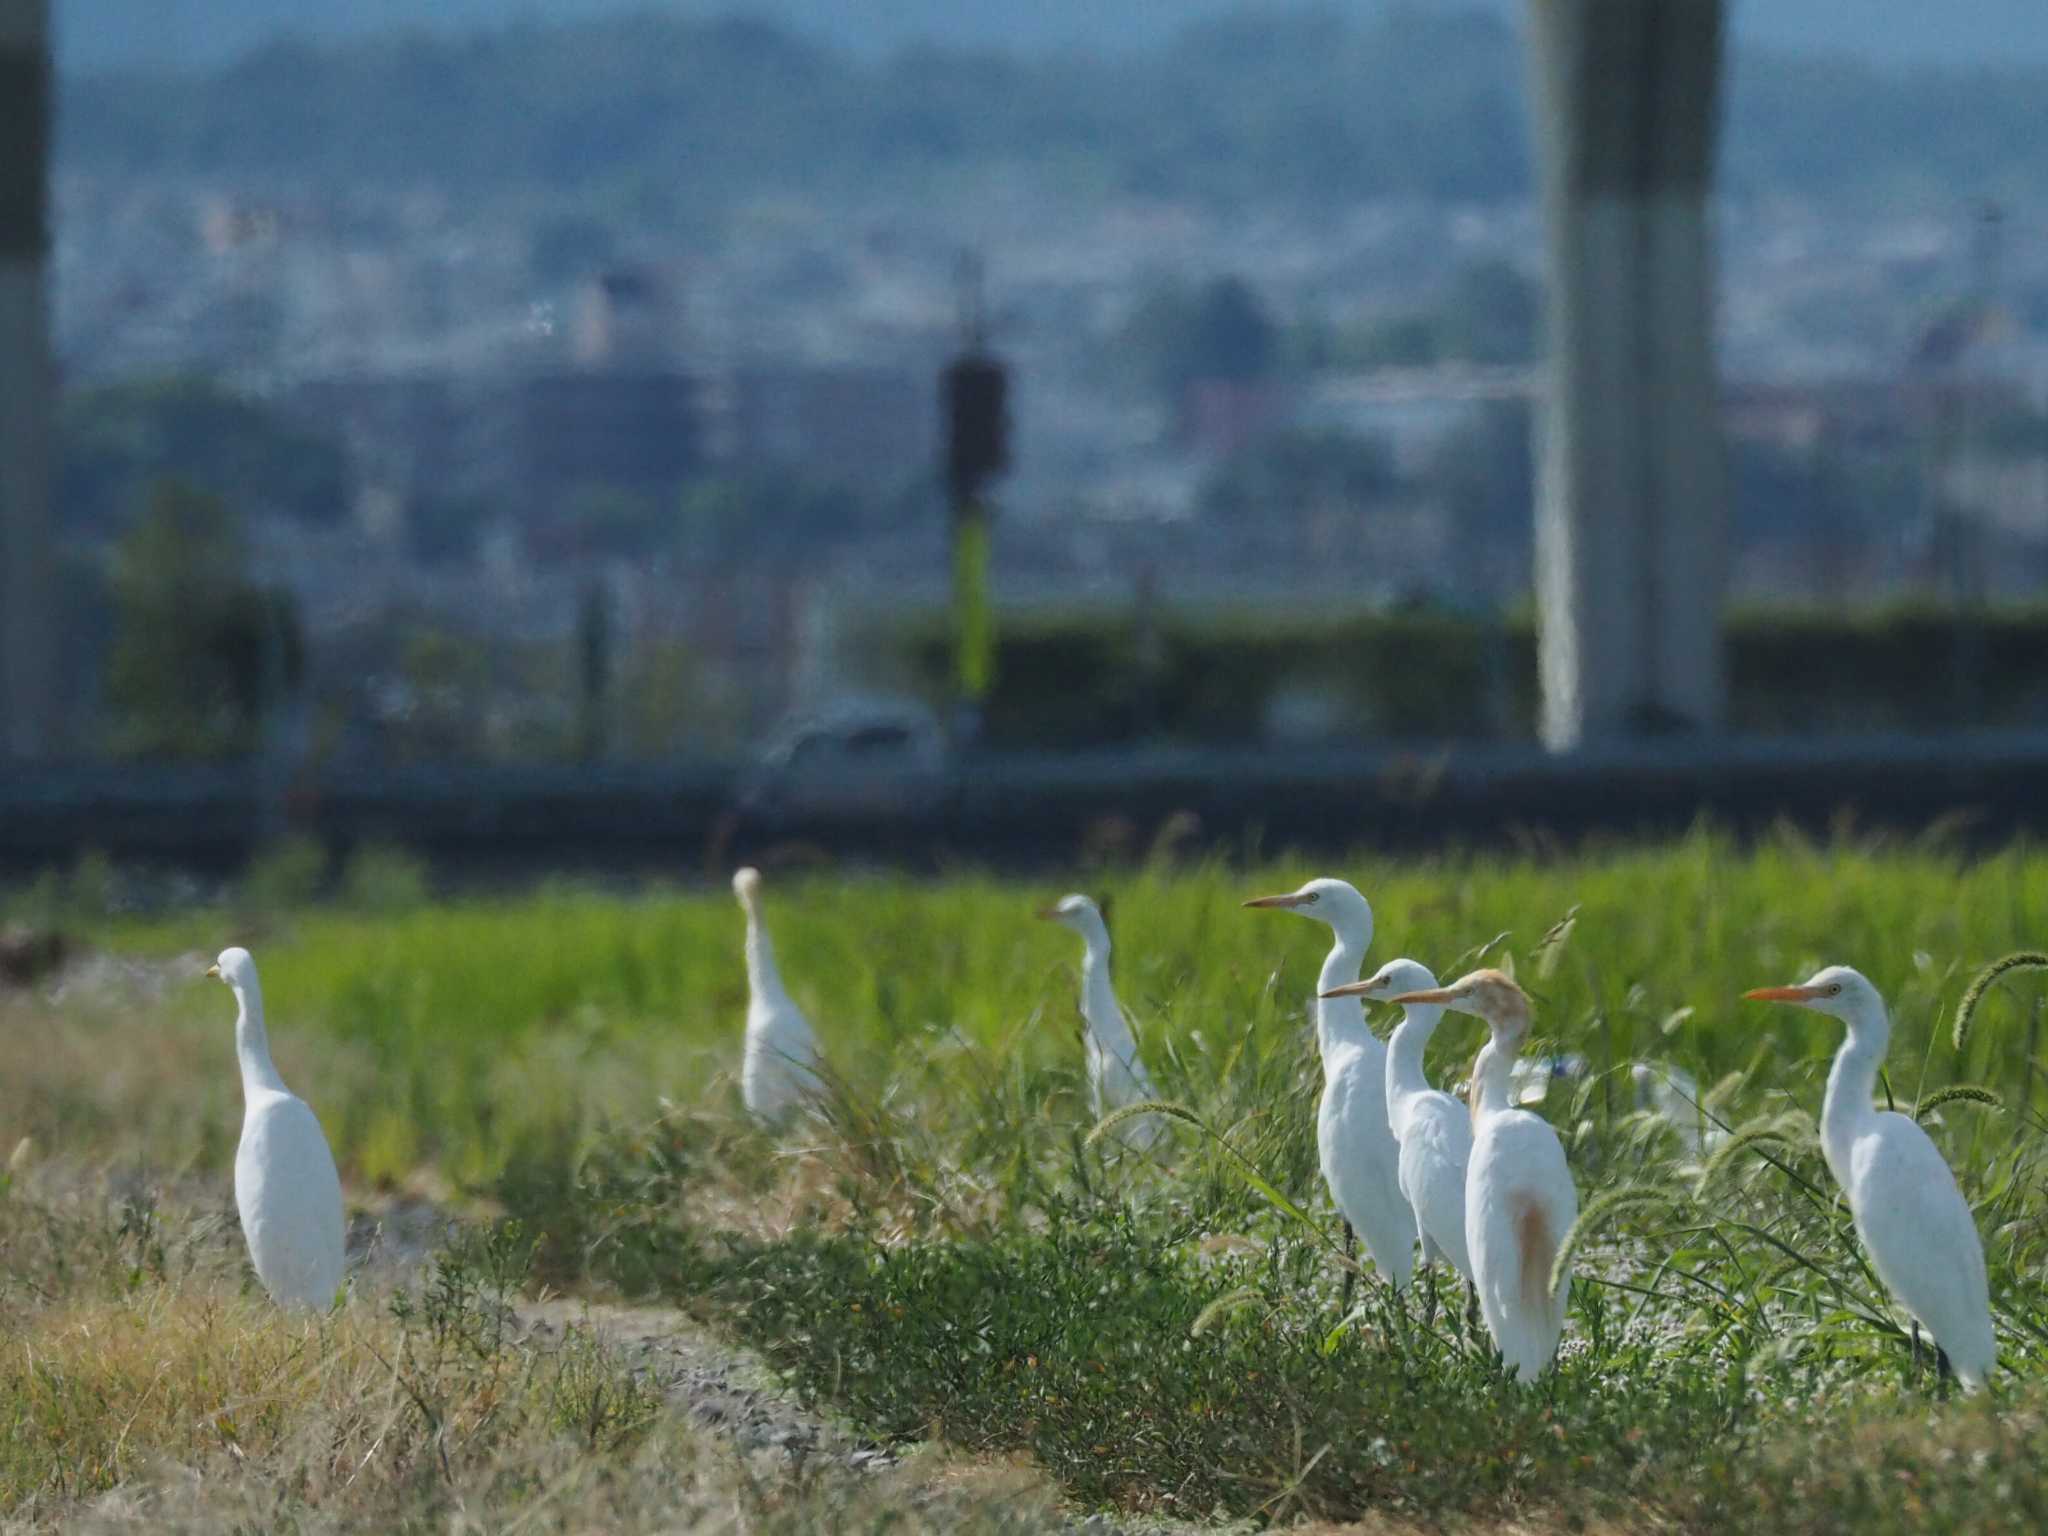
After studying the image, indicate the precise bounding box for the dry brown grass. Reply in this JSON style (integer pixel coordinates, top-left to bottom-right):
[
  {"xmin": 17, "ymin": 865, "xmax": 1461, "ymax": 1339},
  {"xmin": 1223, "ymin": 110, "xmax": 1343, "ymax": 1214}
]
[{"xmin": 0, "ymin": 1171, "xmax": 1105, "ymax": 1535}]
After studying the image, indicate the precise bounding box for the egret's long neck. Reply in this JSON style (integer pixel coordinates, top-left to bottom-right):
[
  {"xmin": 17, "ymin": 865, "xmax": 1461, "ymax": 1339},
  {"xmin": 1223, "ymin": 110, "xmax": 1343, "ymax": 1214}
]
[
  {"xmin": 1312, "ymin": 928, "xmax": 1375, "ymax": 1057},
  {"xmin": 1387, "ymin": 1002, "xmax": 1445, "ymax": 1109},
  {"xmin": 1470, "ymin": 1034, "xmax": 1516, "ymax": 1129},
  {"xmin": 232, "ymin": 980, "xmax": 289, "ymax": 1097},
  {"xmin": 743, "ymin": 900, "xmax": 790, "ymax": 1005},
  {"xmin": 1079, "ymin": 934, "xmax": 1133, "ymax": 1051},
  {"xmin": 1821, "ymin": 1006, "xmax": 1887, "ymax": 1176}
]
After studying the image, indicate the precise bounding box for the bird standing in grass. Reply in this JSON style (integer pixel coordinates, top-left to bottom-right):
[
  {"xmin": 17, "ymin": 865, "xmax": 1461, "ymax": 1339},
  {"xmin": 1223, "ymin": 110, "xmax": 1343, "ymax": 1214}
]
[
  {"xmin": 734, "ymin": 866, "xmax": 823, "ymax": 1123},
  {"xmin": 1039, "ymin": 893, "xmax": 1163, "ymax": 1148},
  {"xmin": 1324, "ymin": 958, "xmax": 1474, "ymax": 1293},
  {"xmin": 208, "ymin": 947, "xmax": 344, "ymax": 1311},
  {"xmin": 1247, "ymin": 879, "xmax": 1413, "ymax": 1298},
  {"xmin": 1368, "ymin": 968, "xmax": 1574, "ymax": 1379},
  {"xmin": 1744, "ymin": 965, "xmax": 1994, "ymax": 1391}
]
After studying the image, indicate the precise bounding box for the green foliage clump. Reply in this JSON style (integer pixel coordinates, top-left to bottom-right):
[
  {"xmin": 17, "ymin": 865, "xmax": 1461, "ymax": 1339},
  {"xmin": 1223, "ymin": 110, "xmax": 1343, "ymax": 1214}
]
[
  {"xmin": 103, "ymin": 480, "xmax": 303, "ymax": 761},
  {"xmin": 62, "ymin": 375, "xmax": 348, "ymax": 536}
]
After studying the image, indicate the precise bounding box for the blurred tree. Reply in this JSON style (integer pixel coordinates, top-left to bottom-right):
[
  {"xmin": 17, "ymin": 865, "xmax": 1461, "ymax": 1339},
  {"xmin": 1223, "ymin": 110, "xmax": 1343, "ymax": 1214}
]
[
  {"xmin": 673, "ymin": 471, "xmax": 891, "ymax": 565},
  {"xmin": 1121, "ymin": 275, "xmax": 1279, "ymax": 409},
  {"xmin": 534, "ymin": 485, "xmax": 666, "ymax": 561},
  {"xmin": 104, "ymin": 479, "xmax": 303, "ymax": 759},
  {"xmin": 407, "ymin": 493, "xmax": 496, "ymax": 566},
  {"xmin": 1432, "ymin": 400, "xmax": 1533, "ymax": 542},
  {"xmin": 1200, "ymin": 428, "xmax": 1395, "ymax": 522},
  {"xmin": 1341, "ymin": 260, "xmax": 1541, "ymax": 370},
  {"xmin": 1437, "ymin": 259, "xmax": 1541, "ymax": 365},
  {"xmin": 391, "ymin": 626, "xmax": 490, "ymax": 761},
  {"xmin": 1347, "ymin": 312, "xmax": 1442, "ymax": 369},
  {"xmin": 62, "ymin": 376, "xmax": 349, "ymax": 537},
  {"xmin": 527, "ymin": 213, "xmax": 617, "ymax": 287}
]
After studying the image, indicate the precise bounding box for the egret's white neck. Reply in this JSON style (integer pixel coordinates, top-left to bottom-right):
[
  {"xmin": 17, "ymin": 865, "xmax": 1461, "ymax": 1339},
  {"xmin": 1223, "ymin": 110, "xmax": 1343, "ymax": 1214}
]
[
  {"xmin": 1387, "ymin": 1000, "xmax": 1447, "ymax": 1107},
  {"xmin": 1079, "ymin": 933, "xmax": 1134, "ymax": 1051},
  {"xmin": 1470, "ymin": 1033, "xmax": 1516, "ymax": 1129},
  {"xmin": 231, "ymin": 978, "xmax": 289, "ymax": 1097},
  {"xmin": 742, "ymin": 899, "xmax": 792, "ymax": 1007},
  {"xmin": 1312, "ymin": 928, "xmax": 1376, "ymax": 1058},
  {"xmin": 1820, "ymin": 1000, "xmax": 1889, "ymax": 1177}
]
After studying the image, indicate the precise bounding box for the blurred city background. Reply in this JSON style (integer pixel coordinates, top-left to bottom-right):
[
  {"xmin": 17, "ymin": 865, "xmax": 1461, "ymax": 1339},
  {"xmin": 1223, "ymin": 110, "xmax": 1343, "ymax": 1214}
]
[{"xmin": 5, "ymin": 0, "xmax": 2048, "ymax": 872}]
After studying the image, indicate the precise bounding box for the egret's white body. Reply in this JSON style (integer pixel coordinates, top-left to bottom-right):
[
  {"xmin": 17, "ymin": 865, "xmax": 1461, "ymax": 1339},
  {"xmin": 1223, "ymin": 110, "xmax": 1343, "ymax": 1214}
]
[
  {"xmin": 1246, "ymin": 879, "xmax": 1413, "ymax": 1291},
  {"xmin": 1332, "ymin": 959, "xmax": 1473, "ymax": 1282},
  {"xmin": 1041, "ymin": 894, "xmax": 1163, "ymax": 1148},
  {"xmin": 734, "ymin": 867, "xmax": 823, "ymax": 1122},
  {"xmin": 210, "ymin": 948, "xmax": 344, "ymax": 1311},
  {"xmin": 1745, "ymin": 965, "xmax": 1995, "ymax": 1388},
  {"xmin": 1382, "ymin": 969, "xmax": 1574, "ymax": 1379}
]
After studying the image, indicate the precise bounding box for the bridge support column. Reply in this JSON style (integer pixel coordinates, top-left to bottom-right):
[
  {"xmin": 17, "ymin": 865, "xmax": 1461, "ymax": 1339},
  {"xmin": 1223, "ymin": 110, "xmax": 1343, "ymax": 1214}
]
[
  {"xmin": 1528, "ymin": 0, "xmax": 1727, "ymax": 749},
  {"xmin": 1, "ymin": 0, "xmax": 54, "ymax": 761}
]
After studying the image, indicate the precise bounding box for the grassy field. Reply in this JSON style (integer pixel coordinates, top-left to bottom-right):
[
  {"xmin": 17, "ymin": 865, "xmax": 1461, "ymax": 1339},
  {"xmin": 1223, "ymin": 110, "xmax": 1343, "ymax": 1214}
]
[{"xmin": 7, "ymin": 829, "xmax": 2048, "ymax": 1530}]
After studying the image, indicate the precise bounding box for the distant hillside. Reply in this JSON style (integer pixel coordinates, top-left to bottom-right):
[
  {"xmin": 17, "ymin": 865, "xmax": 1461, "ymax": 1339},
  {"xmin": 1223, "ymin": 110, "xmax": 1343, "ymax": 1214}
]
[
  {"xmin": 55, "ymin": 7, "xmax": 2048, "ymax": 215},
  {"xmin": 55, "ymin": 0, "xmax": 2048, "ymax": 74}
]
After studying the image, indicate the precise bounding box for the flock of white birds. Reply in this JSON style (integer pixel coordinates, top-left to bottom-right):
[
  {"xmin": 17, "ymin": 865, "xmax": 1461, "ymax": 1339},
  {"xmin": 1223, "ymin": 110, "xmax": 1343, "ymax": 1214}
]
[{"xmin": 202, "ymin": 865, "xmax": 1994, "ymax": 1395}]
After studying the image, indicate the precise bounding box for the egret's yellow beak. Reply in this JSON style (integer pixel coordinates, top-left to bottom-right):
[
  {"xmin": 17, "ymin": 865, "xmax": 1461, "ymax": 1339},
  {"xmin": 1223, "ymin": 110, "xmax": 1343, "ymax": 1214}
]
[
  {"xmin": 1318, "ymin": 978, "xmax": 1379, "ymax": 999},
  {"xmin": 1743, "ymin": 984, "xmax": 1823, "ymax": 1003},
  {"xmin": 1035, "ymin": 907, "xmax": 1062, "ymax": 921},
  {"xmin": 205, "ymin": 963, "xmax": 222, "ymax": 980},
  {"xmin": 1242, "ymin": 892, "xmax": 1308, "ymax": 910}
]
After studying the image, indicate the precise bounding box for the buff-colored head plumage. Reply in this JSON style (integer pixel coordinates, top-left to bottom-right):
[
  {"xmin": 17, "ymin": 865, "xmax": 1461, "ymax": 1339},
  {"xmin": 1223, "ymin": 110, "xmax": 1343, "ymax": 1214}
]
[{"xmin": 1382, "ymin": 966, "xmax": 1531, "ymax": 1046}]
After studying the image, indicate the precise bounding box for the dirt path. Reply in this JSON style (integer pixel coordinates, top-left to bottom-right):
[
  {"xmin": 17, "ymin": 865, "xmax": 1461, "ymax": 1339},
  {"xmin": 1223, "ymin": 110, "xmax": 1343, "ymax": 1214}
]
[{"xmin": 518, "ymin": 1296, "xmax": 902, "ymax": 1474}]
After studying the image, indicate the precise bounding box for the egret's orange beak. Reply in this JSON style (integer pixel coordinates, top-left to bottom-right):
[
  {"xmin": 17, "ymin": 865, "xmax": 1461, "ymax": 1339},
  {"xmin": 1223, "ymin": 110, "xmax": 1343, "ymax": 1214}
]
[
  {"xmin": 1386, "ymin": 987, "xmax": 1458, "ymax": 1007},
  {"xmin": 1242, "ymin": 892, "xmax": 1308, "ymax": 910},
  {"xmin": 1743, "ymin": 984, "xmax": 1823, "ymax": 1003},
  {"xmin": 1035, "ymin": 907, "xmax": 1062, "ymax": 921},
  {"xmin": 1318, "ymin": 978, "xmax": 1379, "ymax": 999},
  {"xmin": 205, "ymin": 963, "xmax": 221, "ymax": 979}
]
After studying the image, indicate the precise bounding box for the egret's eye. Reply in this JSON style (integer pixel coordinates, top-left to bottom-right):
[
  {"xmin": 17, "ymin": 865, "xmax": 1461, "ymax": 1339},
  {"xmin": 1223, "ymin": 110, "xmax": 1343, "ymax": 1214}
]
[
  {"xmin": 1304, "ymin": 892, "xmax": 1319, "ymax": 903},
  {"xmin": 1828, "ymin": 983, "xmax": 1842, "ymax": 996}
]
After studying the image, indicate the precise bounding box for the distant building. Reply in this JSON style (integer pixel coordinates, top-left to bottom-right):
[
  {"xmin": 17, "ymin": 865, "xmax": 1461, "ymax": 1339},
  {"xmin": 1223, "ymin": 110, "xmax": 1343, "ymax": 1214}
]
[
  {"xmin": 571, "ymin": 266, "xmax": 683, "ymax": 369},
  {"xmin": 726, "ymin": 364, "xmax": 932, "ymax": 483},
  {"xmin": 506, "ymin": 369, "xmax": 707, "ymax": 508},
  {"xmin": 284, "ymin": 372, "xmax": 474, "ymax": 528}
]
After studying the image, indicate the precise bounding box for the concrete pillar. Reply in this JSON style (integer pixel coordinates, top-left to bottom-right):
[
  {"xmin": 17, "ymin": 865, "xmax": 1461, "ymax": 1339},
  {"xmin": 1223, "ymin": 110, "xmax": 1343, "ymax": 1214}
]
[
  {"xmin": 1528, "ymin": 0, "xmax": 1727, "ymax": 748},
  {"xmin": 0, "ymin": 0, "xmax": 54, "ymax": 760}
]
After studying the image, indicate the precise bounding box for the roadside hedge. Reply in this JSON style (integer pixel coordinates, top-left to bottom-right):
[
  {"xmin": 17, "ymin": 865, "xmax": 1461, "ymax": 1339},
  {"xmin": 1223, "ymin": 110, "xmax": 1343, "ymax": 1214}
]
[{"xmin": 875, "ymin": 604, "xmax": 2048, "ymax": 746}]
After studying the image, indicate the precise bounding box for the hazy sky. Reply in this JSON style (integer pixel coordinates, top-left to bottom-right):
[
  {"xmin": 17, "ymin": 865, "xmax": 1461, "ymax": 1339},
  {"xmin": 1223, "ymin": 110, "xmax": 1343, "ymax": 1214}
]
[{"xmin": 55, "ymin": 0, "xmax": 2048, "ymax": 74}]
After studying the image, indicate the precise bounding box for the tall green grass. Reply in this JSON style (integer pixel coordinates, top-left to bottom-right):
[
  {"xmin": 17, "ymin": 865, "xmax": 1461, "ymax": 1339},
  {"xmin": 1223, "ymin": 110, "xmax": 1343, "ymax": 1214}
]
[{"xmin": 19, "ymin": 829, "xmax": 2048, "ymax": 1189}]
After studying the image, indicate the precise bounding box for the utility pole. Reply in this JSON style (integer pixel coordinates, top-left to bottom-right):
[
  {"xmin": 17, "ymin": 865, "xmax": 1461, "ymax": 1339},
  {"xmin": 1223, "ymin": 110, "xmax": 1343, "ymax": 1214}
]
[
  {"xmin": 941, "ymin": 252, "xmax": 1009, "ymax": 746},
  {"xmin": 0, "ymin": 0, "xmax": 54, "ymax": 761},
  {"xmin": 1527, "ymin": 0, "xmax": 1728, "ymax": 748}
]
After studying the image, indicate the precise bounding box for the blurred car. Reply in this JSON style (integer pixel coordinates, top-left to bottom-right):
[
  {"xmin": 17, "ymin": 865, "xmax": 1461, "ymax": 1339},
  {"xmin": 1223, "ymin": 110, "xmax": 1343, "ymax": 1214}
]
[{"xmin": 740, "ymin": 695, "xmax": 950, "ymax": 819}]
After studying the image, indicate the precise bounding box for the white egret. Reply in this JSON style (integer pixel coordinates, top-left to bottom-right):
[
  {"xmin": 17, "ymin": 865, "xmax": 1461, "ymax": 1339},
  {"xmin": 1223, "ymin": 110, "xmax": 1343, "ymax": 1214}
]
[
  {"xmin": 1744, "ymin": 965, "xmax": 1994, "ymax": 1390},
  {"xmin": 208, "ymin": 947, "xmax": 344, "ymax": 1311},
  {"xmin": 734, "ymin": 866, "xmax": 823, "ymax": 1122},
  {"xmin": 1039, "ymin": 894, "xmax": 1163, "ymax": 1148},
  {"xmin": 1246, "ymin": 879, "xmax": 1412, "ymax": 1296},
  {"xmin": 1631, "ymin": 1062, "xmax": 1726, "ymax": 1154},
  {"xmin": 1324, "ymin": 958, "xmax": 1474, "ymax": 1288},
  {"xmin": 1375, "ymin": 968, "xmax": 1575, "ymax": 1380}
]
